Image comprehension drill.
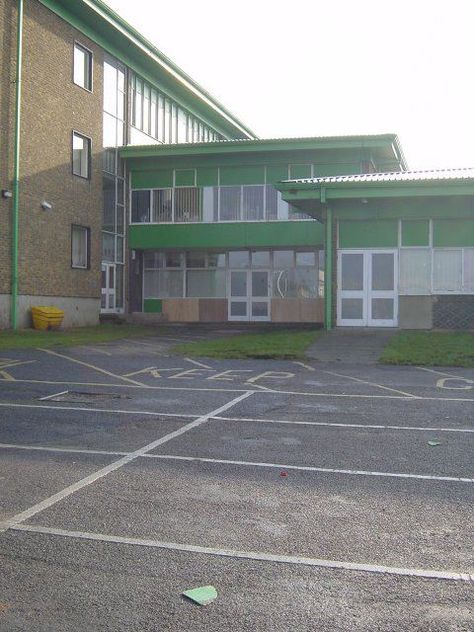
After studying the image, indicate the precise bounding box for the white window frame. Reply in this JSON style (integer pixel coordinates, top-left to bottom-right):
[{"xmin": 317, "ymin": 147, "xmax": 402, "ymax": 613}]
[
  {"xmin": 71, "ymin": 225, "xmax": 89, "ymax": 269},
  {"xmin": 72, "ymin": 131, "xmax": 91, "ymax": 179}
]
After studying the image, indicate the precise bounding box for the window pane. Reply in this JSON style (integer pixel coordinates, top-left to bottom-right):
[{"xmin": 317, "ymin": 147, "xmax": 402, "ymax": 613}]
[
  {"xmin": 72, "ymin": 226, "xmax": 87, "ymax": 268},
  {"xmin": 177, "ymin": 108, "xmax": 187, "ymax": 142},
  {"xmin": 187, "ymin": 270, "xmax": 226, "ymax": 297},
  {"xmin": 186, "ymin": 252, "xmax": 206, "ymax": 268},
  {"xmin": 433, "ymin": 250, "xmax": 462, "ymax": 291},
  {"xmin": 220, "ymin": 186, "xmax": 241, "ymax": 221},
  {"xmin": 116, "ymin": 236, "xmax": 124, "ymax": 264},
  {"xmin": 265, "ymin": 186, "xmax": 278, "ymax": 220},
  {"xmin": 272, "ymin": 269, "xmax": 317, "ymax": 298},
  {"xmin": 102, "ymin": 232, "xmax": 115, "ymax": 262},
  {"xmin": 152, "ymin": 189, "xmax": 173, "ymax": 222},
  {"xmin": 143, "ymin": 84, "xmax": 150, "ymax": 134},
  {"xmin": 464, "ymin": 249, "xmax": 474, "ymax": 291},
  {"xmin": 372, "ymin": 298, "xmax": 394, "ymax": 320},
  {"xmin": 341, "ymin": 253, "xmax": 363, "ymax": 291},
  {"xmin": 135, "ymin": 79, "xmax": 143, "ymax": 129},
  {"xmin": 103, "ymin": 176, "xmax": 115, "ymax": 232},
  {"xmin": 399, "ymin": 249, "xmax": 431, "ymax": 294},
  {"xmin": 131, "ymin": 190, "xmax": 150, "ymax": 223},
  {"xmin": 296, "ymin": 251, "xmax": 316, "ymax": 267},
  {"xmin": 252, "ymin": 251, "xmax": 270, "ymax": 267},
  {"xmin": 103, "ymin": 62, "xmax": 117, "ymax": 116},
  {"xmin": 341, "ymin": 298, "xmax": 363, "ymax": 320},
  {"xmin": 243, "ymin": 185, "xmax": 264, "ymax": 220},
  {"xmin": 115, "ymin": 265, "xmax": 124, "ymax": 308},
  {"xmin": 175, "ymin": 187, "xmax": 201, "ymax": 223},
  {"xmin": 165, "ymin": 251, "xmax": 182, "ymax": 268},
  {"xmin": 144, "ymin": 270, "xmax": 183, "ymax": 298},
  {"xmin": 164, "ymin": 99, "xmax": 171, "ymax": 143},
  {"xmin": 372, "ymin": 253, "xmax": 394, "ymax": 291},
  {"xmin": 252, "ymin": 302, "xmax": 268, "ymax": 318},
  {"xmin": 144, "ymin": 251, "xmax": 164, "ymax": 269},
  {"xmin": 116, "ymin": 204, "xmax": 125, "ymax": 235},
  {"xmin": 103, "ymin": 113, "xmax": 117, "ymax": 148},
  {"xmin": 252, "ymin": 271, "xmax": 269, "ymax": 297},
  {"xmin": 207, "ymin": 252, "xmax": 226, "ymax": 267},
  {"xmin": 72, "ymin": 133, "xmax": 89, "ymax": 178},
  {"xmin": 74, "ymin": 44, "xmax": 91, "ymax": 90},
  {"xmin": 202, "ymin": 187, "xmax": 216, "ymax": 222},
  {"xmin": 229, "ymin": 251, "xmax": 249, "ymax": 268},
  {"xmin": 273, "ymin": 250, "xmax": 294, "ymax": 268}
]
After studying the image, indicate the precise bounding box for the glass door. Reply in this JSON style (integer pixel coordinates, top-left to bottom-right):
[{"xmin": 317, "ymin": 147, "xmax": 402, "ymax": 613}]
[
  {"xmin": 337, "ymin": 250, "xmax": 398, "ymax": 327},
  {"xmin": 250, "ymin": 270, "xmax": 270, "ymax": 321},
  {"xmin": 229, "ymin": 270, "xmax": 248, "ymax": 321},
  {"xmin": 101, "ymin": 263, "xmax": 116, "ymax": 313}
]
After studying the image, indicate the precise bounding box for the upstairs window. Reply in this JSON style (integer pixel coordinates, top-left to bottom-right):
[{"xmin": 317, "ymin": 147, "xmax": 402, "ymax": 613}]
[
  {"xmin": 71, "ymin": 225, "xmax": 90, "ymax": 269},
  {"xmin": 73, "ymin": 43, "xmax": 92, "ymax": 91},
  {"xmin": 72, "ymin": 132, "xmax": 91, "ymax": 179}
]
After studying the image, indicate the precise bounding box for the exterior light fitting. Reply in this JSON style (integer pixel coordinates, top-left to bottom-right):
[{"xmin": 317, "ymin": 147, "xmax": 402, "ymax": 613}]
[
  {"xmin": 41, "ymin": 200, "xmax": 53, "ymax": 210},
  {"xmin": 2, "ymin": 189, "xmax": 12, "ymax": 199}
]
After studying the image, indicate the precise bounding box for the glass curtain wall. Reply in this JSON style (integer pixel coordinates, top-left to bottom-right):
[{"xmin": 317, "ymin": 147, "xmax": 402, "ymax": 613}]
[{"xmin": 102, "ymin": 57, "xmax": 126, "ymax": 312}]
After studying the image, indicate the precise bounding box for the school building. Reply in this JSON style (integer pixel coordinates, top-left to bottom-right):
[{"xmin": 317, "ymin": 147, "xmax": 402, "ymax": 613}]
[{"xmin": 1, "ymin": 0, "xmax": 473, "ymax": 330}]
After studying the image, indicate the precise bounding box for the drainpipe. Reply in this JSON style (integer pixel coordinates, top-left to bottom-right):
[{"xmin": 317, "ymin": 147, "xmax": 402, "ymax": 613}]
[
  {"xmin": 324, "ymin": 205, "xmax": 333, "ymax": 330},
  {"xmin": 11, "ymin": 0, "xmax": 23, "ymax": 329}
]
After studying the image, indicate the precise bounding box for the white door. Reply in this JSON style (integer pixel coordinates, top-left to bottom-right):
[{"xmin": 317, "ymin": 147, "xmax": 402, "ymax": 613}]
[
  {"xmin": 337, "ymin": 250, "xmax": 398, "ymax": 327},
  {"xmin": 228, "ymin": 270, "xmax": 271, "ymax": 321},
  {"xmin": 101, "ymin": 263, "xmax": 116, "ymax": 313}
]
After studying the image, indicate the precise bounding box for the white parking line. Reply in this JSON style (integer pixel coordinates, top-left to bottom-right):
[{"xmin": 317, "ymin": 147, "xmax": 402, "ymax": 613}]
[
  {"xmin": 293, "ymin": 361, "xmax": 316, "ymax": 372},
  {"xmin": 145, "ymin": 454, "xmax": 474, "ymax": 484},
  {"xmin": 185, "ymin": 358, "xmax": 212, "ymax": 369},
  {"xmin": 212, "ymin": 415, "xmax": 474, "ymax": 434},
  {"xmin": 0, "ymin": 391, "xmax": 254, "ymax": 533},
  {"xmin": 0, "ymin": 443, "xmax": 125, "ymax": 457},
  {"xmin": 13, "ymin": 524, "xmax": 473, "ymax": 583},
  {"xmin": 323, "ymin": 369, "xmax": 419, "ymax": 399},
  {"xmin": 38, "ymin": 390, "xmax": 69, "ymax": 401},
  {"xmin": 0, "ymin": 402, "xmax": 198, "ymax": 419},
  {"xmin": 416, "ymin": 366, "xmax": 472, "ymax": 380}
]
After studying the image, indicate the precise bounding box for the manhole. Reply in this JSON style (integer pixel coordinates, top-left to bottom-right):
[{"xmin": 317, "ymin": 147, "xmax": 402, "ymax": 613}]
[{"xmin": 39, "ymin": 391, "xmax": 132, "ymax": 403}]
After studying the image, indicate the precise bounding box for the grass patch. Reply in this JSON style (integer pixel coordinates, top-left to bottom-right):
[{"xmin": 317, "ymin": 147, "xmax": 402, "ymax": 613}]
[
  {"xmin": 380, "ymin": 331, "xmax": 474, "ymax": 367},
  {"xmin": 0, "ymin": 324, "xmax": 159, "ymax": 351},
  {"xmin": 173, "ymin": 329, "xmax": 321, "ymax": 360}
]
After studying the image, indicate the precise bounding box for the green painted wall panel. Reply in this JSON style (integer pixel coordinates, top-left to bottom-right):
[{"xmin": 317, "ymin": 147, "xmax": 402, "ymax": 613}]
[
  {"xmin": 129, "ymin": 221, "xmax": 325, "ymax": 250},
  {"xmin": 289, "ymin": 164, "xmax": 312, "ymax": 179},
  {"xmin": 315, "ymin": 163, "xmax": 360, "ymax": 176},
  {"xmin": 266, "ymin": 165, "xmax": 289, "ymax": 183},
  {"xmin": 144, "ymin": 299, "xmax": 163, "ymax": 313},
  {"xmin": 339, "ymin": 220, "xmax": 398, "ymax": 248},
  {"xmin": 401, "ymin": 220, "xmax": 430, "ymax": 246},
  {"xmin": 433, "ymin": 219, "xmax": 474, "ymax": 246},
  {"xmin": 219, "ymin": 166, "xmax": 265, "ymax": 185},
  {"xmin": 197, "ymin": 167, "xmax": 219, "ymax": 186},
  {"xmin": 132, "ymin": 170, "xmax": 173, "ymax": 189},
  {"xmin": 175, "ymin": 169, "xmax": 195, "ymax": 186}
]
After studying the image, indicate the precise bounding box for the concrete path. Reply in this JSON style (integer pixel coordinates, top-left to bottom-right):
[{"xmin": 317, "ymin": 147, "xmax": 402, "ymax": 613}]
[{"xmin": 306, "ymin": 328, "xmax": 397, "ymax": 364}]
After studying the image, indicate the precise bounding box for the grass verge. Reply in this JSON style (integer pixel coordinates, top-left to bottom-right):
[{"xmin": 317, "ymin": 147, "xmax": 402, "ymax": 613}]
[
  {"xmin": 0, "ymin": 324, "xmax": 159, "ymax": 351},
  {"xmin": 173, "ymin": 329, "xmax": 321, "ymax": 360},
  {"xmin": 380, "ymin": 331, "xmax": 474, "ymax": 367}
]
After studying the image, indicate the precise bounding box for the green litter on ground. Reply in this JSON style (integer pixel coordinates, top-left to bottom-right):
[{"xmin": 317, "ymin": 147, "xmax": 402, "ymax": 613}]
[{"xmin": 182, "ymin": 585, "xmax": 217, "ymax": 606}]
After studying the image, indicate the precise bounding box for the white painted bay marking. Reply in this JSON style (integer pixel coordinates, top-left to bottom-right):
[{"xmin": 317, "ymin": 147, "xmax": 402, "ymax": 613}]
[
  {"xmin": 146, "ymin": 454, "xmax": 474, "ymax": 484},
  {"xmin": 13, "ymin": 524, "xmax": 473, "ymax": 583},
  {"xmin": 38, "ymin": 390, "xmax": 69, "ymax": 401},
  {"xmin": 0, "ymin": 443, "xmax": 125, "ymax": 457},
  {"xmin": 417, "ymin": 366, "xmax": 473, "ymax": 381},
  {"xmin": 38, "ymin": 348, "xmax": 146, "ymax": 387},
  {"xmin": 0, "ymin": 391, "xmax": 254, "ymax": 532},
  {"xmin": 247, "ymin": 371, "xmax": 295, "ymax": 384},
  {"xmin": 212, "ymin": 415, "xmax": 474, "ymax": 434},
  {"xmin": 122, "ymin": 367, "xmax": 184, "ymax": 378},
  {"xmin": 185, "ymin": 358, "xmax": 212, "ymax": 369},
  {"xmin": 208, "ymin": 370, "xmax": 253, "ymax": 381},
  {"xmin": 0, "ymin": 371, "xmax": 14, "ymax": 381},
  {"xmin": 436, "ymin": 378, "xmax": 474, "ymax": 391},
  {"xmin": 0, "ymin": 401, "xmax": 197, "ymax": 419},
  {"xmin": 293, "ymin": 361, "xmax": 316, "ymax": 372},
  {"xmin": 323, "ymin": 369, "xmax": 419, "ymax": 399}
]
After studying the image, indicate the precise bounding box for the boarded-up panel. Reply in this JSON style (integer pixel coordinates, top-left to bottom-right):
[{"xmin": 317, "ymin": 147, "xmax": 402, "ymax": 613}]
[
  {"xmin": 271, "ymin": 299, "xmax": 301, "ymax": 322},
  {"xmin": 162, "ymin": 299, "xmax": 199, "ymax": 322},
  {"xmin": 199, "ymin": 299, "xmax": 228, "ymax": 322},
  {"xmin": 300, "ymin": 299, "xmax": 323, "ymax": 322}
]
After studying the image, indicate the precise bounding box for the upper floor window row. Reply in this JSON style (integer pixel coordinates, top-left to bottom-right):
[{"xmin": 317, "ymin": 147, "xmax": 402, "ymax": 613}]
[
  {"xmin": 131, "ymin": 184, "xmax": 312, "ymax": 224},
  {"xmin": 73, "ymin": 42, "xmax": 93, "ymax": 91},
  {"xmin": 130, "ymin": 74, "xmax": 224, "ymax": 145}
]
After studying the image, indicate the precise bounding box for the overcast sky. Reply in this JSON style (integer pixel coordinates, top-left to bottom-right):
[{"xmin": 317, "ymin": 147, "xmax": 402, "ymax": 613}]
[{"xmin": 106, "ymin": 0, "xmax": 474, "ymax": 170}]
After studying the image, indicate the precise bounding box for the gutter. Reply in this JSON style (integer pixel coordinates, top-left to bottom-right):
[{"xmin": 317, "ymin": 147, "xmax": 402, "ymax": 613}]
[{"xmin": 11, "ymin": 0, "xmax": 23, "ymax": 329}]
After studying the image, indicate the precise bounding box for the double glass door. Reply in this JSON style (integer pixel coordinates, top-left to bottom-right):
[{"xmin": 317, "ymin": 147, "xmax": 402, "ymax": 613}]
[
  {"xmin": 229, "ymin": 270, "xmax": 270, "ymax": 321},
  {"xmin": 337, "ymin": 250, "xmax": 398, "ymax": 327}
]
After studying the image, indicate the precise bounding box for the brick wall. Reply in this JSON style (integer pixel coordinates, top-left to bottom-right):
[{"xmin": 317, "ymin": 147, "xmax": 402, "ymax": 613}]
[{"xmin": 1, "ymin": 0, "xmax": 104, "ymax": 302}]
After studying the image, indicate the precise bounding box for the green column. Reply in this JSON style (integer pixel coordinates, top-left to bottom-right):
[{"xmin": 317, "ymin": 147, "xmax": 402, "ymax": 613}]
[
  {"xmin": 11, "ymin": 0, "xmax": 24, "ymax": 329},
  {"xmin": 324, "ymin": 206, "xmax": 333, "ymax": 330}
]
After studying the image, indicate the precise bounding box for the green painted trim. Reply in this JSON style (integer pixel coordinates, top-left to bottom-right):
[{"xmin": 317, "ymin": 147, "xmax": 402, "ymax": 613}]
[
  {"xmin": 144, "ymin": 298, "xmax": 163, "ymax": 313},
  {"xmin": 339, "ymin": 220, "xmax": 398, "ymax": 248},
  {"xmin": 129, "ymin": 221, "xmax": 325, "ymax": 250},
  {"xmin": 220, "ymin": 165, "xmax": 265, "ymax": 185},
  {"xmin": 120, "ymin": 134, "xmax": 401, "ymax": 159},
  {"xmin": 433, "ymin": 219, "xmax": 474, "ymax": 247},
  {"xmin": 175, "ymin": 169, "xmax": 195, "ymax": 187},
  {"xmin": 196, "ymin": 167, "xmax": 218, "ymax": 187},
  {"xmin": 401, "ymin": 219, "xmax": 430, "ymax": 246},
  {"xmin": 132, "ymin": 170, "xmax": 173, "ymax": 189},
  {"xmin": 11, "ymin": 0, "xmax": 23, "ymax": 330},
  {"xmin": 325, "ymin": 207, "xmax": 333, "ymax": 331}
]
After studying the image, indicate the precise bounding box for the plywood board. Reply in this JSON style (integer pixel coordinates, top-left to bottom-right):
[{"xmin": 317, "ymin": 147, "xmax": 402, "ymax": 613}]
[
  {"xmin": 199, "ymin": 299, "xmax": 228, "ymax": 322},
  {"xmin": 162, "ymin": 299, "xmax": 199, "ymax": 322}
]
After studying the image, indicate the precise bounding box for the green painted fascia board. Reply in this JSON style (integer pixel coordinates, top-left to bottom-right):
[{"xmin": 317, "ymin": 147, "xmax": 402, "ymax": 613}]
[
  {"xmin": 220, "ymin": 165, "xmax": 265, "ymax": 185},
  {"xmin": 433, "ymin": 219, "xmax": 474, "ymax": 246},
  {"xmin": 132, "ymin": 170, "xmax": 173, "ymax": 188},
  {"xmin": 120, "ymin": 135, "xmax": 400, "ymax": 159},
  {"xmin": 129, "ymin": 221, "xmax": 325, "ymax": 250},
  {"xmin": 37, "ymin": 0, "xmax": 252, "ymax": 139}
]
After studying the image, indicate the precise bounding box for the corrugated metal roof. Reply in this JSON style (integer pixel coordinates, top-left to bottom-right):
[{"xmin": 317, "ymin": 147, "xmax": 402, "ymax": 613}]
[{"xmin": 285, "ymin": 167, "xmax": 474, "ymax": 186}]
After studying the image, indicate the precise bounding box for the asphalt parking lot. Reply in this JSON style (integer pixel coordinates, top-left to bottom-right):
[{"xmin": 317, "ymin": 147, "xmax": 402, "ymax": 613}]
[{"xmin": 0, "ymin": 330, "xmax": 473, "ymax": 631}]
